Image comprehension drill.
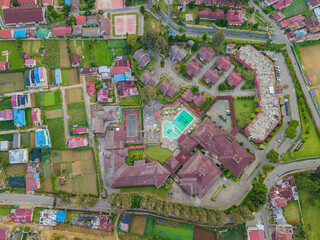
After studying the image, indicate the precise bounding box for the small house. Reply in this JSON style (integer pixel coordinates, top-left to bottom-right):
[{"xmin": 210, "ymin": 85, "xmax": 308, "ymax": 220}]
[
  {"xmin": 13, "ymin": 109, "xmax": 26, "ymax": 127},
  {"xmin": 71, "ymin": 55, "xmax": 81, "ymax": 67},
  {"xmin": 68, "ymin": 137, "xmax": 88, "ymax": 148},
  {"xmin": 25, "ymin": 59, "xmax": 36, "ymax": 68},
  {"xmin": 9, "ymin": 149, "xmax": 28, "ymax": 164}
]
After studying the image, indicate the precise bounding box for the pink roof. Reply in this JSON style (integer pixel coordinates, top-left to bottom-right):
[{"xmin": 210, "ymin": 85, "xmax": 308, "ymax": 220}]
[
  {"xmin": 279, "ymin": 14, "xmax": 305, "ymax": 28},
  {"xmin": 68, "ymin": 137, "xmax": 88, "ymax": 148},
  {"xmin": 275, "ymin": 198, "xmax": 287, "ymax": 207},
  {"xmin": 17, "ymin": 0, "xmax": 36, "ymax": 5},
  {"xmin": 0, "ymin": 29, "xmax": 13, "ymax": 38},
  {"xmin": 0, "ymin": 61, "xmax": 9, "ymax": 71},
  {"xmin": 273, "ymin": 12, "xmax": 285, "ymax": 22},
  {"xmin": 52, "ymin": 26, "xmax": 72, "ymax": 36},
  {"xmin": 112, "ymin": 66, "xmax": 130, "ymax": 76},
  {"xmin": 25, "ymin": 59, "xmax": 36, "ymax": 66},
  {"xmin": 215, "ymin": 55, "xmax": 232, "ymax": 72},
  {"xmin": 76, "ymin": 15, "xmax": 86, "ymax": 25},
  {"xmin": 31, "ymin": 108, "xmax": 40, "ymax": 122},
  {"xmin": 14, "ymin": 209, "xmax": 33, "ymax": 222},
  {"xmin": 226, "ymin": 10, "xmax": 242, "ymax": 25},
  {"xmin": 26, "ymin": 172, "xmax": 39, "ymax": 191},
  {"xmin": 11, "ymin": 95, "xmax": 17, "ymax": 108},
  {"xmin": 274, "ymin": 0, "xmax": 293, "ymax": 10},
  {"xmin": 277, "ymin": 234, "xmax": 292, "ymax": 240},
  {"xmin": 0, "ymin": 109, "xmax": 13, "ymax": 120},
  {"xmin": 0, "ymin": 229, "xmax": 6, "ymax": 240},
  {"xmin": 72, "ymin": 127, "xmax": 87, "ymax": 135},
  {"xmin": 249, "ymin": 230, "xmax": 265, "ymax": 240},
  {"xmin": 86, "ymin": 82, "xmax": 96, "ymax": 93},
  {"xmin": 42, "ymin": 0, "xmax": 53, "ymax": 4},
  {"xmin": 0, "ymin": 0, "xmax": 11, "ymax": 8},
  {"xmin": 306, "ymin": 76, "xmax": 311, "ymax": 82}
]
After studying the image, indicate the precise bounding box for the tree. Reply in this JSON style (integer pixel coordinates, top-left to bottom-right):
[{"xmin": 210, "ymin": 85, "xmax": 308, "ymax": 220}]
[
  {"xmin": 262, "ymin": 164, "xmax": 275, "ymax": 174},
  {"xmin": 254, "ymin": 97, "xmax": 260, "ymax": 102},
  {"xmin": 202, "ymin": 33, "xmax": 207, "ymax": 41},
  {"xmin": 181, "ymin": 33, "xmax": 187, "ymax": 42},
  {"xmin": 73, "ymin": 194, "xmax": 85, "ymax": 208},
  {"xmin": 191, "ymin": 86, "xmax": 199, "ymax": 94},
  {"xmin": 83, "ymin": 196, "xmax": 99, "ymax": 208},
  {"xmin": 140, "ymin": 5, "xmax": 145, "ymax": 14},
  {"xmin": 163, "ymin": 201, "xmax": 174, "ymax": 217},
  {"xmin": 195, "ymin": 15, "xmax": 200, "ymax": 24},
  {"xmin": 316, "ymin": 166, "xmax": 320, "ymax": 176},
  {"xmin": 141, "ymin": 86, "xmax": 157, "ymax": 103},
  {"xmin": 60, "ymin": 193, "xmax": 71, "ymax": 205},
  {"xmin": 173, "ymin": 203, "xmax": 182, "ymax": 218},
  {"xmin": 188, "ymin": 0, "xmax": 195, "ymax": 8},
  {"xmin": 207, "ymin": 210, "xmax": 217, "ymax": 225},
  {"xmin": 247, "ymin": 7, "xmax": 255, "ymax": 14},
  {"xmin": 181, "ymin": 205, "xmax": 191, "ymax": 220},
  {"xmin": 13, "ymin": 0, "xmax": 19, "ymax": 6},
  {"xmin": 47, "ymin": 5, "xmax": 54, "ymax": 11},
  {"xmin": 98, "ymin": 10, "xmax": 104, "ymax": 15},
  {"xmin": 84, "ymin": 10, "xmax": 92, "ymax": 16},
  {"xmin": 230, "ymin": 209, "xmax": 244, "ymax": 224},
  {"xmin": 255, "ymin": 107, "xmax": 260, "ymax": 113},
  {"xmin": 239, "ymin": 206, "xmax": 254, "ymax": 221},
  {"xmin": 285, "ymin": 126, "xmax": 297, "ymax": 139},
  {"xmin": 215, "ymin": 210, "xmax": 226, "ymax": 226},
  {"xmin": 266, "ymin": 149, "xmax": 279, "ymax": 163},
  {"xmin": 109, "ymin": 193, "xmax": 132, "ymax": 209},
  {"xmin": 126, "ymin": 34, "xmax": 138, "ymax": 53},
  {"xmin": 179, "ymin": 63, "xmax": 187, "ymax": 75},
  {"xmin": 130, "ymin": 193, "xmax": 142, "ymax": 209},
  {"xmin": 212, "ymin": 30, "xmax": 225, "ymax": 48},
  {"xmin": 191, "ymin": 40, "xmax": 199, "ymax": 52},
  {"xmin": 62, "ymin": 4, "xmax": 71, "ymax": 17}
]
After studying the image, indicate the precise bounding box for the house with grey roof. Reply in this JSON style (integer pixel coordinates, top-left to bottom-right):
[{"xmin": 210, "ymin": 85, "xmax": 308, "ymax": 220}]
[
  {"xmin": 9, "ymin": 149, "xmax": 28, "ymax": 164},
  {"xmin": 72, "ymin": 25, "xmax": 83, "ymax": 37},
  {"xmin": 86, "ymin": 15, "xmax": 100, "ymax": 26},
  {"xmin": 132, "ymin": 49, "xmax": 151, "ymax": 69},
  {"xmin": 12, "ymin": 133, "xmax": 20, "ymax": 149},
  {"xmin": 82, "ymin": 27, "xmax": 100, "ymax": 37},
  {"xmin": 168, "ymin": 45, "xmax": 188, "ymax": 61},
  {"xmin": 0, "ymin": 141, "xmax": 9, "ymax": 151},
  {"xmin": 139, "ymin": 71, "xmax": 160, "ymax": 87}
]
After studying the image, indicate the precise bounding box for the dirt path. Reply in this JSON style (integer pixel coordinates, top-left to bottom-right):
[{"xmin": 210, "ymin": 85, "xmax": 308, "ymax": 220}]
[{"xmin": 114, "ymin": 213, "xmax": 121, "ymax": 240}]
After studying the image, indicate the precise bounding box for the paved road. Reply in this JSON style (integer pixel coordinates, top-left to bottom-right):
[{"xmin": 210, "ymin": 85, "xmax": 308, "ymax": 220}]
[
  {"xmin": 0, "ymin": 194, "xmax": 54, "ymax": 206},
  {"xmin": 0, "ymin": 127, "xmax": 39, "ymax": 135},
  {"xmin": 259, "ymin": 208, "xmax": 272, "ymax": 240}
]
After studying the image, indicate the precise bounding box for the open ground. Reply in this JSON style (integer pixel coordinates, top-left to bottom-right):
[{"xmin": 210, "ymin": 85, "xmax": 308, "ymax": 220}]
[
  {"xmin": 61, "ymin": 69, "xmax": 81, "ymax": 86},
  {"xmin": 45, "ymin": 108, "xmax": 63, "ymax": 119},
  {"xmin": 65, "ymin": 88, "xmax": 83, "ymax": 103},
  {"xmin": 283, "ymin": 201, "xmax": 301, "ymax": 225},
  {"xmin": 130, "ymin": 216, "xmax": 147, "ymax": 235},
  {"xmin": 114, "ymin": 14, "xmax": 137, "ymax": 36},
  {"xmin": 0, "ymin": 72, "xmax": 24, "ymax": 93},
  {"xmin": 60, "ymin": 40, "xmax": 71, "ymax": 68}
]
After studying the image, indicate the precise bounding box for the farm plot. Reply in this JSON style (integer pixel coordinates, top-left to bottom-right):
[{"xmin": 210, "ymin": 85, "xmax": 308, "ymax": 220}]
[
  {"xmin": 60, "ymin": 40, "xmax": 71, "ymax": 68},
  {"xmin": 65, "ymin": 88, "xmax": 83, "ymax": 103},
  {"xmin": 47, "ymin": 117, "xmax": 66, "ymax": 148},
  {"xmin": 22, "ymin": 40, "xmax": 41, "ymax": 55},
  {"xmin": 145, "ymin": 216, "xmax": 194, "ymax": 240},
  {"xmin": 130, "ymin": 216, "xmax": 147, "ymax": 235},
  {"xmin": 67, "ymin": 102, "xmax": 87, "ymax": 125},
  {"xmin": 4, "ymin": 164, "xmax": 26, "ymax": 176},
  {"xmin": 0, "ymin": 120, "xmax": 15, "ymax": 131},
  {"xmin": 91, "ymin": 41, "xmax": 112, "ymax": 66},
  {"xmin": 193, "ymin": 227, "xmax": 217, "ymax": 240},
  {"xmin": 50, "ymin": 149, "xmax": 98, "ymax": 195},
  {"xmin": 20, "ymin": 132, "xmax": 30, "ymax": 147},
  {"xmin": 0, "ymin": 72, "xmax": 25, "ymax": 93},
  {"xmin": 30, "ymin": 131, "xmax": 36, "ymax": 147},
  {"xmin": 283, "ymin": 201, "xmax": 301, "ymax": 225},
  {"xmin": 0, "ymin": 41, "xmax": 24, "ymax": 69},
  {"xmin": 42, "ymin": 40, "xmax": 60, "ymax": 69},
  {"xmin": 45, "ymin": 108, "xmax": 63, "ymax": 119},
  {"xmin": 61, "ymin": 69, "xmax": 81, "ymax": 86},
  {"xmin": 36, "ymin": 91, "xmax": 62, "ymax": 107}
]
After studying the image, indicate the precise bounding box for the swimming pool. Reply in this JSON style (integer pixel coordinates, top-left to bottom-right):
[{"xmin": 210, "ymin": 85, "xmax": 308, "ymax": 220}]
[{"xmin": 162, "ymin": 110, "xmax": 194, "ymax": 141}]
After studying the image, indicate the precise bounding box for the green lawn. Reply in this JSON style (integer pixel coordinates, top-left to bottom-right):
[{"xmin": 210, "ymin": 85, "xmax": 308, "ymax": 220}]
[
  {"xmin": 0, "ymin": 134, "xmax": 13, "ymax": 141},
  {"xmin": 107, "ymin": 39, "xmax": 128, "ymax": 56},
  {"xmin": 219, "ymin": 225, "xmax": 246, "ymax": 240},
  {"xmin": 47, "ymin": 117, "xmax": 66, "ymax": 148},
  {"xmin": 0, "ymin": 41, "xmax": 24, "ymax": 69},
  {"xmin": 91, "ymin": 41, "xmax": 112, "ymax": 66},
  {"xmin": 36, "ymin": 91, "xmax": 62, "ymax": 107},
  {"xmin": 0, "ymin": 97, "xmax": 12, "ymax": 110},
  {"xmin": 283, "ymin": 201, "xmax": 301, "ymax": 224},
  {"xmin": 145, "ymin": 145, "xmax": 173, "ymax": 164},
  {"xmin": 20, "ymin": 132, "xmax": 30, "ymax": 147},
  {"xmin": 0, "ymin": 120, "xmax": 16, "ymax": 131},
  {"xmin": 281, "ymin": 0, "xmax": 308, "ymax": 18},
  {"xmin": 32, "ymin": 208, "xmax": 44, "ymax": 223},
  {"xmin": 67, "ymin": 102, "xmax": 87, "ymax": 125},
  {"xmin": 0, "ymin": 205, "xmax": 14, "ymax": 216},
  {"xmin": 120, "ymin": 186, "xmax": 168, "ymax": 199},
  {"xmin": 25, "ymin": 108, "xmax": 33, "ymax": 128},
  {"xmin": 119, "ymin": 96, "xmax": 142, "ymax": 106},
  {"xmin": 296, "ymin": 187, "xmax": 320, "ymax": 240},
  {"xmin": 234, "ymin": 98, "xmax": 258, "ymax": 128}
]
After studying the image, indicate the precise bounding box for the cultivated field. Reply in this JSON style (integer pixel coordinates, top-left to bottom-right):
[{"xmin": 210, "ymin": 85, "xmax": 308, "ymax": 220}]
[
  {"xmin": 283, "ymin": 201, "xmax": 301, "ymax": 225},
  {"xmin": 45, "ymin": 108, "xmax": 63, "ymax": 119},
  {"xmin": 61, "ymin": 69, "xmax": 81, "ymax": 86},
  {"xmin": 67, "ymin": 102, "xmax": 87, "ymax": 125},
  {"xmin": 30, "ymin": 131, "xmax": 36, "ymax": 147},
  {"xmin": 0, "ymin": 72, "xmax": 24, "ymax": 93},
  {"xmin": 60, "ymin": 40, "xmax": 71, "ymax": 68},
  {"xmin": 193, "ymin": 227, "xmax": 217, "ymax": 240},
  {"xmin": 47, "ymin": 117, "xmax": 66, "ymax": 148},
  {"xmin": 36, "ymin": 91, "xmax": 62, "ymax": 107},
  {"xmin": 130, "ymin": 216, "xmax": 147, "ymax": 235},
  {"xmin": 20, "ymin": 132, "xmax": 30, "ymax": 146},
  {"xmin": 22, "ymin": 40, "xmax": 41, "ymax": 54},
  {"xmin": 65, "ymin": 88, "xmax": 83, "ymax": 103},
  {"xmin": 300, "ymin": 45, "xmax": 320, "ymax": 85},
  {"xmin": 219, "ymin": 225, "xmax": 246, "ymax": 240},
  {"xmin": 5, "ymin": 164, "xmax": 26, "ymax": 176},
  {"xmin": 0, "ymin": 41, "xmax": 24, "ymax": 69}
]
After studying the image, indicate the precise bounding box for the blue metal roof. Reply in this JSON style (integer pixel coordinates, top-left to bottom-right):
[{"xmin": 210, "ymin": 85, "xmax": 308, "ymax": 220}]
[
  {"xmin": 113, "ymin": 74, "xmax": 126, "ymax": 82},
  {"xmin": 34, "ymin": 67, "xmax": 40, "ymax": 83},
  {"xmin": 36, "ymin": 129, "xmax": 51, "ymax": 148},
  {"xmin": 55, "ymin": 68, "xmax": 62, "ymax": 84},
  {"xmin": 65, "ymin": 0, "xmax": 70, "ymax": 5},
  {"xmin": 56, "ymin": 211, "xmax": 66, "ymax": 223},
  {"xmin": 14, "ymin": 29, "xmax": 27, "ymax": 38},
  {"xmin": 13, "ymin": 109, "xmax": 26, "ymax": 127}
]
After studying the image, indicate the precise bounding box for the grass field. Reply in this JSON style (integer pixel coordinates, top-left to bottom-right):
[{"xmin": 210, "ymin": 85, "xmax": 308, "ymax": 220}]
[
  {"xmin": 0, "ymin": 134, "xmax": 13, "ymax": 141},
  {"xmin": 60, "ymin": 40, "xmax": 70, "ymax": 68},
  {"xmin": 283, "ymin": 201, "xmax": 301, "ymax": 224},
  {"xmin": 47, "ymin": 117, "xmax": 66, "ymax": 148},
  {"xmin": 5, "ymin": 164, "xmax": 26, "ymax": 176},
  {"xmin": 0, "ymin": 120, "xmax": 16, "ymax": 131},
  {"xmin": 300, "ymin": 45, "xmax": 320, "ymax": 85},
  {"xmin": 144, "ymin": 216, "xmax": 194, "ymax": 240},
  {"xmin": 42, "ymin": 40, "xmax": 60, "ymax": 68},
  {"xmin": 145, "ymin": 145, "xmax": 172, "ymax": 164},
  {"xmin": 36, "ymin": 91, "xmax": 62, "ymax": 107},
  {"xmin": 61, "ymin": 69, "xmax": 81, "ymax": 86},
  {"xmin": 281, "ymin": 0, "xmax": 308, "ymax": 18},
  {"xmin": 296, "ymin": 186, "xmax": 320, "ymax": 239},
  {"xmin": 219, "ymin": 225, "xmax": 246, "ymax": 240},
  {"xmin": 65, "ymin": 88, "xmax": 83, "ymax": 103},
  {"xmin": 20, "ymin": 132, "xmax": 30, "ymax": 147},
  {"xmin": 91, "ymin": 41, "xmax": 112, "ymax": 66},
  {"xmin": 0, "ymin": 205, "xmax": 14, "ymax": 216},
  {"xmin": 120, "ymin": 186, "xmax": 168, "ymax": 199},
  {"xmin": 119, "ymin": 96, "xmax": 142, "ymax": 106},
  {"xmin": 107, "ymin": 39, "xmax": 128, "ymax": 56},
  {"xmin": 67, "ymin": 102, "xmax": 87, "ymax": 125},
  {"xmin": 0, "ymin": 41, "xmax": 24, "ymax": 69},
  {"xmin": 0, "ymin": 72, "xmax": 25, "ymax": 93},
  {"xmin": 0, "ymin": 97, "xmax": 12, "ymax": 110},
  {"xmin": 130, "ymin": 216, "xmax": 148, "ymax": 235},
  {"xmin": 234, "ymin": 98, "xmax": 257, "ymax": 128}
]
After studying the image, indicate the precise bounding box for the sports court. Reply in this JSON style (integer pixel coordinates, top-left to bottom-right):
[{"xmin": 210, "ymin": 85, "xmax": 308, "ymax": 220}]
[
  {"xmin": 95, "ymin": 0, "xmax": 124, "ymax": 10},
  {"xmin": 123, "ymin": 108, "xmax": 142, "ymax": 143},
  {"xmin": 114, "ymin": 15, "xmax": 137, "ymax": 36}
]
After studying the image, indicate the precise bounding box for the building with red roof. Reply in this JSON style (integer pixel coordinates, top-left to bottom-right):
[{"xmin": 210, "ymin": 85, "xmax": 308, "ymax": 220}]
[
  {"xmin": 279, "ymin": 14, "xmax": 305, "ymax": 28},
  {"xmin": 76, "ymin": 15, "xmax": 86, "ymax": 25},
  {"xmin": 226, "ymin": 10, "xmax": 243, "ymax": 25},
  {"xmin": 181, "ymin": 89, "xmax": 195, "ymax": 102},
  {"xmin": 42, "ymin": 0, "xmax": 53, "ymax": 5},
  {"xmin": 197, "ymin": 45, "xmax": 215, "ymax": 63},
  {"xmin": 203, "ymin": 68, "xmax": 220, "ymax": 85},
  {"xmin": 158, "ymin": 80, "xmax": 179, "ymax": 98},
  {"xmin": 226, "ymin": 70, "xmax": 244, "ymax": 88},
  {"xmin": 118, "ymin": 81, "xmax": 139, "ymax": 97},
  {"xmin": 72, "ymin": 127, "xmax": 88, "ymax": 135},
  {"xmin": 276, "ymin": 234, "xmax": 292, "ymax": 240},
  {"xmin": 178, "ymin": 150, "xmax": 222, "ymax": 197},
  {"xmin": 97, "ymin": 88, "xmax": 113, "ymax": 103},
  {"xmin": 17, "ymin": 0, "xmax": 36, "ymax": 5},
  {"xmin": 187, "ymin": 59, "xmax": 202, "ymax": 78},
  {"xmin": 71, "ymin": 54, "xmax": 81, "ymax": 67},
  {"xmin": 3, "ymin": 6, "xmax": 45, "ymax": 25},
  {"xmin": 199, "ymin": 8, "xmax": 224, "ymax": 20},
  {"xmin": 214, "ymin": 55, "xmax": 232, "ymax": 72},
  {"xmin": 0, "ymin": 29, "xmax": 14, "ymax": 38},
  {"xmin": 0, "ymin": 0, "xmax": 11, "ymax": 9},
  {"xmin": 112, "ymin": 66, "xmax": 131, "ymax": 76},
  {"xmin": 248, "ymin": 229, "xmax": 265, "ymax": 240},
  {"xmin": 0, "ymin": 109, "xmax": 13, "ymax": 121},
  {"xmin": 305, "ymin": 16, "xmax": 320, "ymax": 33},
  {"xmin": 86, "ymin": 82, "xmax": 96, "ymax": 94},
  {"xmin": 32, "ymin": 108, "xmax": 41, "ymax": 126},
  {"xmin": 68, "ymin": 137, "xmax": 88, "ymax": 148},
  {"xmin": 0, "ymin": 229, "xmax": 6, "ymax": 240},
  {"xmin": 193, "ymin": 93, "xmax": 206, "ymax": 107},
  {"xmin": 308, "ymin": 0, "xmax": 320, "ymax": 9},
  {"xmin": 26, "ymin": 172, "xmax": 40, "ymax": 192},
  {"xmin": 273, "ymin": 0, "xmax": 292, "ymax": 10},
  {"xmin": 273, "ymin": 12, "xmax": 285, "ymax": 22},
  {"xmin": 52, "ymin": 26, "xmax": 72, "ymax": 36},
  {"xmin": 10, "ymin": 208, "xmax": 33, "ymax": 222},
  {"xmin": 0, "ymin": 61, "xmax": 9, "ymax": 71}
]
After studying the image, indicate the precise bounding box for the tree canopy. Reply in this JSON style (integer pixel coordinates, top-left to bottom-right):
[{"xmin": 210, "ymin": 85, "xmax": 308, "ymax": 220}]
[
  {"xmin": 212, "ymin": 30, "xmax": 225, "ymax": 48},
  {"xmin": 141, "ymin": 86, "xmax": 157, "ymax": 103},
  {"xmin": 141, "ymin": 28, "xmax": 167, "ymax": 53},
  {"xmin": 266, "ymin": 149, "xmax": 279, "ymax": 163}
]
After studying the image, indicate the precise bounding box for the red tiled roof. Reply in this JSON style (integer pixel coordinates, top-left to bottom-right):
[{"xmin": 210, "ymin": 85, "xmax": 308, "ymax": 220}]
[
  {"xmin": 199, "ymin": 8, "xmax": 224, "ymax": 20},
  {"xmin": 214, "ymin": 55, "xmax": 232, "ymax": 72},
  {"xmin": 105, "ymin": 125, "xmax": 123, "ymax": 149},
  {"xmin": 0, "ymin": 29, "xmax": 13, "ymax": 39},
  {"xmin": 17, "ymin": 0, "xmax": 36, "ymax": 5},
  {"xmin": 86, "ymin": 82, "xmax": 96, "ymax": 93},
  {"xmin": 190, "ymin": 118, "xmax": 254, "ymax": 177},
  {"xmin": 3, "ymin": 6, "xmax": 44, "ymax": 24},
  {"xmin": 273, "ymin": 12, "xmax": 285, "ymax": 22},
  {"xmin": 0, "ymin": 0, "xmax": 11, "ymax": 8},
  {"xmin": 179, "ymin": 134, "xmax": 198, "ymax": 153},
  {"xmin": 71, "ymin": 54, "xmax": 81, "ymax": 67},
  {"xmin": 52, "ymin": 26, "xmax": 72, "ymax": 36},
  {"xmin": 279, "ymin": 14, "xmax": 305, "ymax": 28},
  {"xmin": 31, "ymin": 108, "xmax": 40, "ymax": 122},
  {"xmin": 187, "ymin": 59, "xmax": 202, "ymax": 78},
  {"xmin": 68, "ymin": 137, "xmax": 88, "ymax": 148},
  {"xmin": 112, "ymin": 66, "xmax": 130, "ymax": 76},
  {"xmin": 117, "ymin": 59, "xmax": 131, "ymax": 67},
  {"xmin": 176, "ymin": 150, "xmax": 191, "ymax": 165},
  {"xmin": 249, "ymin": 230, "xmax": 265, "ymax": 240},
  {"xmin": 273, "ymin": 0, "xmax": 292, "ymax": 10},
  {"xmin": 197, "ymin": 45, "xmax": 215, "ymax": 63},
  {"xmin": 164, "ymin": 156, "xmax": 181, "ymax": 173},
  {"xmin": 42, "ymin": 0, "xmax": 53, "ymax": 4},
  {"xmin": 72, "ymin": 127, "xmax": 87, "ymax": 135},
  {"xmin": 181, "ymin": 89, "xmax": 194, "ymax": 102},
  {"xmin": 274, "ymin": 198, "xmax": 287, "ymax": 207},
  {"xmin": 277, "ymin": 234, "xmax": 292, "ymax": 240},
  {"xmin": 0, "ymin": 229, "xmax": 6, "ymax": 240},
  {"xmin": 193, "ymin": 92, "xmax": 206, "ymax": 107},
  {"xmin": 203, "ymin": 68, "xmax": 220, "ymax": 85},
  {"xmin": 308, "ymin": 0, "xmax": 320, "ymax": 8},
  {"xmin": 226, "ymin": 71, "xmax": 243, "ymax": 88},
  {"xmin": 76, "ymin": 15, "xmax": 86, "ymax": 25},
  {"xmin": 178, "ymin": 150, "xmax": 222, "ymax": 197},
  {"xmin": 13, "ymin": 209, "xmax": 33, "ymax": 222},
  {"xmin": 305, "ymin": 16, "xmax": 320, "ymax": 33},
  {"xmin": 226, "ymin": 10, "xmax": 242, "ymax": 25}
]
